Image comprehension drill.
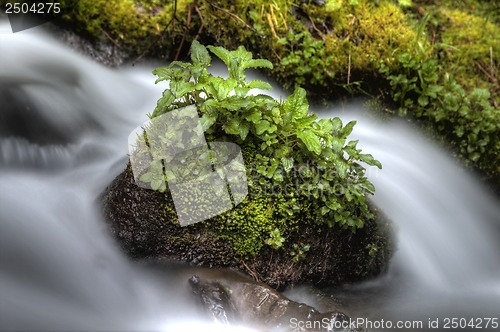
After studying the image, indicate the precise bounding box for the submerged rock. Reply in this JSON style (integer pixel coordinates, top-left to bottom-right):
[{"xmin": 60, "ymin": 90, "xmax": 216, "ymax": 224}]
[{"xmin": 188, "ymin": 274, "xmax": 365, "ymax": 331}]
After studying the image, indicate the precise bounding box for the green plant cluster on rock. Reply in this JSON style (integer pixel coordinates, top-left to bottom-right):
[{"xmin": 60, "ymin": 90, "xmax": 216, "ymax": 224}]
[{"xmin": 136, "ymin": 40, "xmax": 382, "ymax": 257}]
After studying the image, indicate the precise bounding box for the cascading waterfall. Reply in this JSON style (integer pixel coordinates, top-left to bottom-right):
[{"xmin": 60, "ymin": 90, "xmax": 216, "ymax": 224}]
[{"xmin": 1, "ymin": 24, "xmax": 499, "ymax": 331}]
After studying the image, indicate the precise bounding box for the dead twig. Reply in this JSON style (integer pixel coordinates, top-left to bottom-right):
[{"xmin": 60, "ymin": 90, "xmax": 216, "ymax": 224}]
[
  {"xmin": 347, "ymin": 53, "xmax": 351, "ymax": 85},
  {"xmin": 175, "ymin": 2, "xmax": 191, "ymax": 61},
  {"xmin": 476, "ymin": 61, "xmax": 498, "ymax": 85},
  {"xmin": 175, "ymin": 3, "xmax": 206, "ymax": 60},
  {"xmin": 99, "ymin": 27, "xmax": 121, "ymax": 49},
  {"xmin": 193, "ymin": 3, "xmax": 205, "ymax": 40},
  {"xmin": 241, "ymin": 260, "xmax": 260, "ymax": 282}
]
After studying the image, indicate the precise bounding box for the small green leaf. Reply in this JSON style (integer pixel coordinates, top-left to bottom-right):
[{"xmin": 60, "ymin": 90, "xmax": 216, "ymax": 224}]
[
  {"xmin": 207, "ymin": 45, "xmax": 231, "ymax": 66},
  {"xmin": 139, "ymin": 172, "xmax": 153, "ymax": 182},
  {"xmin": 346, "ymin": 140, "xmax": 359, "ymax": 149},
  {"xmin": 152, "ymin": 66, "xmax": 173, "ymax": 83},
  {"xmin": 337, "ymin": 160, "xmax": 348, "ymax": 178},
  {"xmin": 209, "ymin": 77, "xmax": 237, "ymax": 100},
  {"xmin": 219, "ymin": 96, "xmax": 251, "ymax": 111},
  {"xmin": 341, "ymin": 120, "xmax": 356, "ymax": 137},
  {"xmin": 170, "ymin": 80, "xmax": 195, "ymax": 99},
  {"xmin": 426, "ymin": 84, "xmax": 443, "ymax": 98},
  {"xmin": 320, "ymin": 206, "xmax": 330, "ymax": 215},
  {"xmin": 277, "ymin": 37, "xmax": 288, "ymax": 45},
  {"xmin": 281, "ymin": 157, "xmax": 294, "ymax": 173},
  {"xmin": 247, "ymin": 80, "xmax": 273, "ymax": 90},
  {"xmin": 151, "ymin": 179, "xmax": 166, "ymax": 191},
  {"xmin": 245, "ymin": 110, "xmax": 262, "ymax": 123},
  {"xmin": 397, "ymin": 0, "xmax": 413, "ymax": 7},
  {"xmin": 470, "ymin": 152, "xmax": 480, "ymax": 162},
  {"xmin": 255, "ymin": 120, "xmax": 271, "ymax": 135},
  {"xmin": 234, "ymin": 86, "xmax": 250, "ymax": 97},
  {"xmin": 332, "ymin": 117, "xmax": 343, "ymax": 132},
  {"xmin": 326, "ymin": 0, "xmax": 342, "ymax": 11},
  {"xmin": 273, "ymin": 171, "xmax": 284, "ymax": 182},
  {"xmin": 152, "ymin": 62, "xmax": 189, "ymax": 83},
  {"xmin": 297, "ymin": 129, "xmax": 321, "ymax": 155},
  {"xmin": 223, "ymin": 118, "xmax": 240, "ymax": 135},
  {"xmin": 153, "ymin": 90, "xmax": 175, "ymax": 117},
  {"xmin": 242, "ymin": 59, "xmax": 273, "ymax": 70},
  {"xmin": 359, "ymin": 153, "xmax": 382, "ymax": 169},
  {"xmin": 200, "ymin": 113, "xmax": 217, "ymax": 131},
  {"xmin": 283, "ymin": 87, "xmax": 309, "ymax": 121},
  {"xmin": 318, "ymin": 118, "xmax": 334, "ymax": 132},
  {"xmin": 190, "ymin": 40, "xmax": 211, "ymax": 67},
  {"xmin": 295, "ymin": 114, "xmax": 318, "ymax": 128},
  {"xmin": 363, "ymin": 181, "xmax": 376, "ymax": 194},
  {"xmin": 239, "ymin": 122, "xmax": 250, "ymax": 140},
  {"xmin": 331, "ymin": 137, "xmax": 345, "ymax": 153},
  {"xmin": 418, "ymin": 95, "xmax": 429, "ymax": 107},
  {"xmin": 326, "ymin": 198, "xmax": 340, "ymax": 211}
]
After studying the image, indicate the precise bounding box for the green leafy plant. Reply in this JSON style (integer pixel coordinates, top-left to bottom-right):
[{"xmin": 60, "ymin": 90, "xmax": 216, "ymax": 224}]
[
  {"xmin": 290, "ymin": 243, "xmax": 311, "ymax": 263},
  {"xmin": 145, "ymin": 40, "xmax": 381, "ymax": 256},
  {"xmin": 266, "ymin": 228, "xmax": 285, "ymax": 250},
  {"xmin": 277, "ymin": 30, "xmax": 334, "ymax": 90}
]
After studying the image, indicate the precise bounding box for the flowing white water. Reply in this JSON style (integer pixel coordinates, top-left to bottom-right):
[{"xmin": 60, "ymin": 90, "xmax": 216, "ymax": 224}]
[
  {"xmin": 1, "ymin": 24, "xmax": 499, "ymax": 331},
  {"xmin": 0, "ymin": 27, "xmax": 255, "ymax": 332},
  {"xmin": 305, "ymin": 106, "xmax": 500, "ymax": 330}
]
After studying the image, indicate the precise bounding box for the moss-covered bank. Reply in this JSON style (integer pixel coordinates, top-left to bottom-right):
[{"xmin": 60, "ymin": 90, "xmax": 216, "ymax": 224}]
[{"xmin": 102, "ymin": 163, "xmax": 393, "ymax": 289}]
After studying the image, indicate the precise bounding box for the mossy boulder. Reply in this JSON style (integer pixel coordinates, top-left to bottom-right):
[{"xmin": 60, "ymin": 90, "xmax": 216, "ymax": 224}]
[
  {"xmin": 102, "ymin": 162, "xmax": 393, "ymax": 289},
  {"xmin": 96, "ymin": 38, "xmax": 393, "ymax": 289}
]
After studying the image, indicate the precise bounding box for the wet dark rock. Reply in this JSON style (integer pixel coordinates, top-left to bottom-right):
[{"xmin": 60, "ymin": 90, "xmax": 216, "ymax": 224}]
[
  {"xmin": 188, "ymin": 274, "xmax": 365, "ymax": 331},
  {"xmin": 43, "ymin": 24, "xmax": 126, "ymax": 67}
]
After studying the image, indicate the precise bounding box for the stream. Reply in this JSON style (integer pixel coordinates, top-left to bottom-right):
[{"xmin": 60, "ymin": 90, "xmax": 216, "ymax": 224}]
[{"xmin": 1, "ymin": 24, "xmax": 499, "ymax": 331}]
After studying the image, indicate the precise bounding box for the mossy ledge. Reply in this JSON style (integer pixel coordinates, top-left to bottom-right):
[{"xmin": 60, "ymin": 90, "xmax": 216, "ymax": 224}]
[{"xmin": 102, "ymin": 163, "xmax": 393, "ymax": 289}]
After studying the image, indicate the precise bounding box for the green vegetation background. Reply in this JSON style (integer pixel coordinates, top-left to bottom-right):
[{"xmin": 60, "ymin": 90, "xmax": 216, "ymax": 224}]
[{"xmin": 56, "ymin": 0, "xmax": 499, "ymax": 193}]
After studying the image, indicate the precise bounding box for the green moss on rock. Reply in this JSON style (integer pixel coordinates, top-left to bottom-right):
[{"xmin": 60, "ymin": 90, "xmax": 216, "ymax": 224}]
[
  {"xmin": 197, "ymin": 0, "xmax": 417, "ymax": 97},
  {"xmin": 57, "ymin": 0, "xmax": 194, "ymax": 57}
]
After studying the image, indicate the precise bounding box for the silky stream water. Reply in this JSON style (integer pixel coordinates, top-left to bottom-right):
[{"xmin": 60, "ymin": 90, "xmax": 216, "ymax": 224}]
[{"xmin": 1, "ymin": 25, "xmax": 499, "ymax": 331}]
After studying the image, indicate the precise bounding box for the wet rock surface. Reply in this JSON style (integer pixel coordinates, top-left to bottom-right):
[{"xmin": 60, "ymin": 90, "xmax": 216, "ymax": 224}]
[
  {"xmin": 43, "ymin": 24, "xmax": 126, "ymax": 67},
  {"xmin": 188, "ymin": 273, "xmax": 365, "ymax": 331}
]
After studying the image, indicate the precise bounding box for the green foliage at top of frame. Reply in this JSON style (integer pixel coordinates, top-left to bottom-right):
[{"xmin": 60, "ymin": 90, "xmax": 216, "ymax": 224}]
[{"xmin": 145, "ymin": 41, "xmax": 381, "ymax": 256}]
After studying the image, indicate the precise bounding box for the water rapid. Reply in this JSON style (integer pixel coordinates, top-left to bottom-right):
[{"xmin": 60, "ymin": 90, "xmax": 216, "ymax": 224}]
[{"xmin": 1, "ymin": 24, "xmax": 499, "ymax": 331}]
